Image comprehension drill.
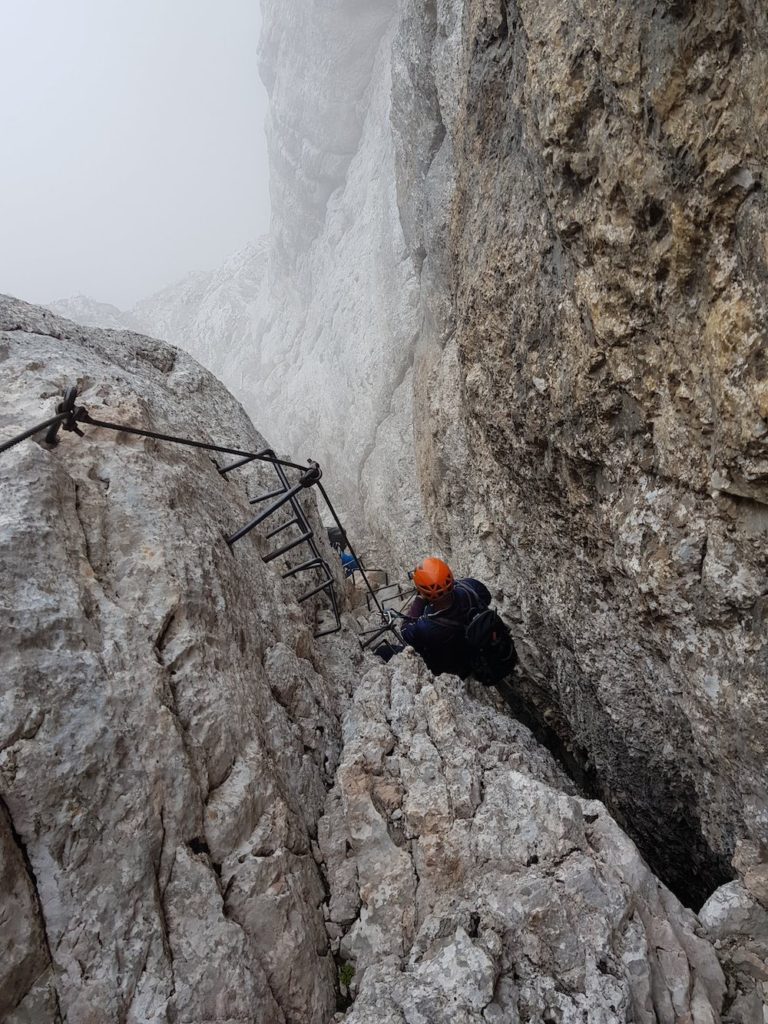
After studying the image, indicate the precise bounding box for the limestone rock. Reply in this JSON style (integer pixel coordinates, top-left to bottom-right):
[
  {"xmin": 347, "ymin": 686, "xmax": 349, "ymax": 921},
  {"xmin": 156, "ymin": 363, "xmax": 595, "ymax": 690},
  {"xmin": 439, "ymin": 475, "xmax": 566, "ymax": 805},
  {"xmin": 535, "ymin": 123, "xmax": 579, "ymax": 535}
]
[
  {"xmin": 17, "ymin": 0, "xmax": 768, "ymax": 1014},
  {"xmin": 92, "ymin": 0, "xmax": 766, "ymax": 918},
  {"xmin": 0, "ymin": 295, "xmax": 751, "ymax": 1023},
  {"xmin": 323, "ymin": 660, "xmax": 728, "ymax": 1023},
  {"xmin": 734, "ymin": 840, "xmax": 768, "ymax": 911},
  {"xmin": 392, "ymin": 0, "xmax": 768, "ymax": 908},
  {"xmin": 700, "ymin": 882, "xmax": 768, "ymax": 1023},
  {"xmin": 42, "ymin": 0, "xmax": 768, "ymax": 923},
  {"xmin": 0, "ymin": 294, "xmax": 355, "ymax": 1023},
  {"xmin": 0, "ymin": 801, "xmax": 52, "ymax": 1020}
]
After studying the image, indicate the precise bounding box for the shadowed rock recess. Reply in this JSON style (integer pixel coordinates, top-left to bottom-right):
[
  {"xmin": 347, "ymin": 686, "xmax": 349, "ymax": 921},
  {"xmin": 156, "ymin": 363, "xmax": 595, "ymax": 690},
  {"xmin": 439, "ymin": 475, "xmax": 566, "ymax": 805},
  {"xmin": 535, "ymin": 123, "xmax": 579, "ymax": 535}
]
[{"xmin": 4, "ymin": 295, "xmax": 767, "ymax": 1021}]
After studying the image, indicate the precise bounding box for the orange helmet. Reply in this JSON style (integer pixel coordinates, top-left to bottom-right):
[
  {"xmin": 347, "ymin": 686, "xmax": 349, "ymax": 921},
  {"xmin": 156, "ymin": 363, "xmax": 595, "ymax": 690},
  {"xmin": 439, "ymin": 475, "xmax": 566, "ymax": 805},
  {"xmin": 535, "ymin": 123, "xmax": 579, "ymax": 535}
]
[{"xmin": 411, "ymin": 557, "xmax": 454, "ymax": 601}]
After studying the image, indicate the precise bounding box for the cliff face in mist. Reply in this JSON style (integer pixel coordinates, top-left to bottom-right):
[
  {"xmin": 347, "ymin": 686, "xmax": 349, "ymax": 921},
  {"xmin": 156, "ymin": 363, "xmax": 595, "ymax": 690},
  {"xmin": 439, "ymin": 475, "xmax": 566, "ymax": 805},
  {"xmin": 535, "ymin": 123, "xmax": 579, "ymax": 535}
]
[
  {"xmin": 43, "ymin": 0, "xmax": 766, "ymax": 972},
  {"xmin": 232, "ymin": 0, "xmax": 767, "ymax": 924},
  {"xmin": 48, "ymin": 242, "xmax": 269, "ymax": 413}
]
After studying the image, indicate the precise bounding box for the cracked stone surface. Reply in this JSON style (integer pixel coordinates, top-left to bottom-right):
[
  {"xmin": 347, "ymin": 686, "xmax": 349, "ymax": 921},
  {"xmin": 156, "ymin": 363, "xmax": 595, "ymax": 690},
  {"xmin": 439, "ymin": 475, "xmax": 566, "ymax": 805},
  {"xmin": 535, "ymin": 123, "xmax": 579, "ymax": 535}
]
[
  {"xmin": 322, "ymin": 659, "xmax": 729, "ymax": 1023},
  {"xmin": 700, "ymin": 878, "xmax": 768, "ymax": 1023},
  {"xmin": 0, "ymin": 295, "xmax": 356, "ymax": 1023},
  {"xmin": 30, "ymin": 0, "xmax": 768, "ymax": 1016},
  {"xmin": 46, "ymin": 1, "xmax": 768, "ymax": 914},
  {"xmin": 1, "ymin": 295, "xmax": 765, "ymax": 1022},
  {"xmin": 393, "ymin": 0, "xmax": 768, "ymax": 909}
]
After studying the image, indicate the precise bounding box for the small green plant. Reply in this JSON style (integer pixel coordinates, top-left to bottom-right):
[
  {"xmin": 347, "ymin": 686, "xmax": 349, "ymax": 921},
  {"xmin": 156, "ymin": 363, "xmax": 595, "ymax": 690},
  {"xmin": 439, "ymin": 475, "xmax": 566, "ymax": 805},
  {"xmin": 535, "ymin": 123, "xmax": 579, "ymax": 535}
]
[{"xmin": 338, "ymin": 962, "xmax": 355, "ymax": 990}]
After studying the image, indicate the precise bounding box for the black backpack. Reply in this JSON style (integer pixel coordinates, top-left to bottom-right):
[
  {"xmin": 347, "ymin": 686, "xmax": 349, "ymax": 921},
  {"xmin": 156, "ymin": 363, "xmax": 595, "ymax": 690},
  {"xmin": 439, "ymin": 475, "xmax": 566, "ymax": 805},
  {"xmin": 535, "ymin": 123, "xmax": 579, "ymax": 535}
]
[{"xmin": 436, "ymin": 583, "xmax": 517, "ymax": 685}]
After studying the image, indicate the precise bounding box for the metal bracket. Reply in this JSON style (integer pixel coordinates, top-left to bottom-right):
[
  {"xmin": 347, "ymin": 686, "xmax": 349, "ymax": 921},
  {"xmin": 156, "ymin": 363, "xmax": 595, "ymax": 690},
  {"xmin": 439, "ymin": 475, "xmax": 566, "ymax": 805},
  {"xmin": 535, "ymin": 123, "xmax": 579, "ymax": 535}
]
[
  {"xmin": 45, "ymin": 386, "xmax": 86, "ymax": 445},
  {"xmin": 299, "ymin": 461, "xmax": 322, "ymax": 487}
]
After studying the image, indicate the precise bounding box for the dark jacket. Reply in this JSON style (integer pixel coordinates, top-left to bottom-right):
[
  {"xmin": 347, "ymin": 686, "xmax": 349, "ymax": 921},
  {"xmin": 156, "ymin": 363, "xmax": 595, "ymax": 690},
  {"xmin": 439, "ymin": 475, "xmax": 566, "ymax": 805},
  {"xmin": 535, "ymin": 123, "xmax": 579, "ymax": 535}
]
[{"xmin": 401, "ymin": 578, "xmax": 491, "ymax": 678}]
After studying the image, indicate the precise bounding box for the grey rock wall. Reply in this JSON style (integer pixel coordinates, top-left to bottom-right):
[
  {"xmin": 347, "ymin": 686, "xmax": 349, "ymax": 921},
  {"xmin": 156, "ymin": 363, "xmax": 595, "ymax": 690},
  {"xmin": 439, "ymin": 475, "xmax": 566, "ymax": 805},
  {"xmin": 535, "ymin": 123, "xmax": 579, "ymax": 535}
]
[
  {"xmin": 391, "ymin": 0, "xmax": 768, "ymax": 908},
  {"xmin": 2, "ymin": 296, "xmax": 757, "ymax": 1021},
  {"xmin": 324, "ymin": 660, "xmax": 730, "ymax": 1024},
  {"xmin": 35, "ymin": 0, "xmax": 768, "ymax": 983},
  {"xmin": 0, "ymin": 296, "xmax": 350, "ymax": 1023}
]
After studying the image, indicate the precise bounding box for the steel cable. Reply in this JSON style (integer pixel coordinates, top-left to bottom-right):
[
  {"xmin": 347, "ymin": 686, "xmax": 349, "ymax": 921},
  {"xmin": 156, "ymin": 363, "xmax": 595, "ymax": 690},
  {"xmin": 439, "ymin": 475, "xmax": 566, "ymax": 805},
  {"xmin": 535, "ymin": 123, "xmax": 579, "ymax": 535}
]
[
  {"xmin": 0, "ymin": 412, "xmax": 70, "ymax": 455},
  {"xmin": 0, "ymin": 392, "xmax": 395, "ymax": 635}
]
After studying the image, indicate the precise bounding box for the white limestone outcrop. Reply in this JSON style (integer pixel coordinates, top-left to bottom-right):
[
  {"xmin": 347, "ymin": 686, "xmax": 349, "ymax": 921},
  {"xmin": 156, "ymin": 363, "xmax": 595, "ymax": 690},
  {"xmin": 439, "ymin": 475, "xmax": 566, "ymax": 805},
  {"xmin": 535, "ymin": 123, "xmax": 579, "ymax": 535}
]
[
  {"xmin": 0, "ymin": 295, "xmax": 348, "ymax": 1023},
  {"xmin": 324, "ymin": 661, "xmax": 729, "ymax": 1024}
]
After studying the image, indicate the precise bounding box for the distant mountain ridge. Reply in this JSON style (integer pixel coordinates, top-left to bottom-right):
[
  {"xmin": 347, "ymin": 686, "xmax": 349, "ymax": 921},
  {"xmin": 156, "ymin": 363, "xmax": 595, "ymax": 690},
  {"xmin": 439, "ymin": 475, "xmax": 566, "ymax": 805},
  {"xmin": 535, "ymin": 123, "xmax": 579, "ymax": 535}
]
[
  {"xmin": 46, "ymin": 294, "xmax": 141, "ymax": 332},
  {"xmin": 47, "ymin": 239, "xmax": 269, "ymax": 406}
]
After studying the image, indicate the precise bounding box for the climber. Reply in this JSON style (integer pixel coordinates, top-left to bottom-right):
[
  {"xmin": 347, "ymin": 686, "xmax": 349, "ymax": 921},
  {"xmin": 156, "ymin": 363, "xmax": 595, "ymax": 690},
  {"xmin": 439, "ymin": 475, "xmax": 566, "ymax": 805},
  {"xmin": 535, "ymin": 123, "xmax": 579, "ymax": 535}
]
[
  {"xmin": 327, "ymin": 525, "xmax": 360, "ymax": 577},
  {"xmin": 376, "ymin": 557, "xmax": 516, "ymax": 685}
]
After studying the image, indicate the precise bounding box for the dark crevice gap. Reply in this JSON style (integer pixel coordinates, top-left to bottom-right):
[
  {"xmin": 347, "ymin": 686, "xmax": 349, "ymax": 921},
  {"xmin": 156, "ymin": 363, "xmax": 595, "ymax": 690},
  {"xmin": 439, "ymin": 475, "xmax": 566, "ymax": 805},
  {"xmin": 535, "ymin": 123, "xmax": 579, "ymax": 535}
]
[
  {"xmin": 0, "ymin": 795, "xmax": 63, "ymax": 1022},
  {"xmin": 491, "ymin": 672, "xmax": 732, "ymax": 909},
  {"xmin": 495, "ymin": 675, "xmax": 598, "ymax": 795}
]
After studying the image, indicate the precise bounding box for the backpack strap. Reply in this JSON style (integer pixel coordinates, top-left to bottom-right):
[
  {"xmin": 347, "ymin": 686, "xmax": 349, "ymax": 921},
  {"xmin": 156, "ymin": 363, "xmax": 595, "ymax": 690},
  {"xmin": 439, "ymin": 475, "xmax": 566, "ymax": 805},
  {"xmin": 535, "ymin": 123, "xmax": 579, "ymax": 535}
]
[
  {"xmin": 425, "ymin": 611, "xmax": 466, "ymax": 631},
  {"xmin": 425, "ymin": 582, "xmax": 482, "ymax": 631}
]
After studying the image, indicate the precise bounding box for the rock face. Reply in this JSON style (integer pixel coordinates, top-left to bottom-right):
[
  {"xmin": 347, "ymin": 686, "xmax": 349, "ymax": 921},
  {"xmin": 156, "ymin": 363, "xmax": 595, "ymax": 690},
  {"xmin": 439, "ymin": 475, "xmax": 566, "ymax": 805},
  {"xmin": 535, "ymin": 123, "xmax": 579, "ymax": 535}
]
[
  {"xmin": 700, "ymin": 879, "xmax": 768, "ymax": 1018},
  {"xmin": 396, "ymin": 0, "xmax": 768, "ymax": 907},
  {"xmin": 0, "ymin": 295, "xmax": 349, "ymax": 1023},
  {"xmin": 0, "ymin": 295, "xmax": 750, "ymax": 1022},
  {"xmin": 246, "ymin": 0, "xmax": 426, "ymax": 560},
  {"xmin": 323, "ymin": 660, "xmax": 729, "ymax": 1024},
  {"xmin": 39, "ymin": 0, "xmax": 768, "ymax": 980},
  {"xmin": 186, "ymin": 0, "xmax": 766, "ymax": 912}
]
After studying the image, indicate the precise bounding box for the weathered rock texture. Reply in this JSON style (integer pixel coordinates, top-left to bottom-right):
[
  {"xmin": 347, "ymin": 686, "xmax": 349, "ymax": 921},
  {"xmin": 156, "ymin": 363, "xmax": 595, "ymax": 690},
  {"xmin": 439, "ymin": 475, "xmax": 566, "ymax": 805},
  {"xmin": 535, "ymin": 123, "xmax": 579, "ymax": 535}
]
[
  {"xmin": 323, "ymin": 659, "xmax": 730, "ymax": 1023},
  {"xmin": 187, "ymin": 0, "xmax": 766, "ymax": 915},
  {"xmin": 2, "ymin": 296, "xmax": 755, "ymax": 1022},
  {"xmin": 0, "ymin": 295, "xmax": 351, "ymax": 1023},
  {"xmin": 41, "ymin": 0, "xmax": 768, "ymax": 964},
  {"xmin": 397, "ymin": 0, "xmax": 768, "ymax": 908},
  {"xmin": 700, "ymin": 876, "xmax": 768, "ymax": 1020}
]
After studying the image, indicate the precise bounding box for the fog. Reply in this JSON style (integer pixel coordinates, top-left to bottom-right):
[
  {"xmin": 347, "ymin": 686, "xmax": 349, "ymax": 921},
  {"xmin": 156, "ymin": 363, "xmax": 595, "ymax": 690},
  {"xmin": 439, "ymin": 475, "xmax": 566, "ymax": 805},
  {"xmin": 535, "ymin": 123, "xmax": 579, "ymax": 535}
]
[{"xmin": 0, "ymin": 0, "xmax": 269, "ymax": 309}]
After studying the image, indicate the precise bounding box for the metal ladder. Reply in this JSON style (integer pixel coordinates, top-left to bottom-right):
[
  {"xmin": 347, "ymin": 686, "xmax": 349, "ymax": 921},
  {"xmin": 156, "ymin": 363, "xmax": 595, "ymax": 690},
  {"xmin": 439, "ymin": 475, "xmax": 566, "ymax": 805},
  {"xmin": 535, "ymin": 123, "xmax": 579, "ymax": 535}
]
[
  {"xmin": 218, "ymin": 451, "xmax": 342, "ymax": 638},
  {"xmin": 2, "ymin": 384, "xmax": 354, "ymax": 642}
]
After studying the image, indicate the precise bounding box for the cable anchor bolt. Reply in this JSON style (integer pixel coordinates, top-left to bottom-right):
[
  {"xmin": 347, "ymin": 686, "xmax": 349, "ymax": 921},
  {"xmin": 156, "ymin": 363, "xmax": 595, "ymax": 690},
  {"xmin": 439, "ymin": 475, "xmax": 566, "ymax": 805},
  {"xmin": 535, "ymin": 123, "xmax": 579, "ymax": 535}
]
[
  {"xmin": 45, "ymin": 386, "xmax": 88, "ymax": 444},
  {"xmin": 300, "ymin": 461, "xmax": 322, "ymax": 488}
]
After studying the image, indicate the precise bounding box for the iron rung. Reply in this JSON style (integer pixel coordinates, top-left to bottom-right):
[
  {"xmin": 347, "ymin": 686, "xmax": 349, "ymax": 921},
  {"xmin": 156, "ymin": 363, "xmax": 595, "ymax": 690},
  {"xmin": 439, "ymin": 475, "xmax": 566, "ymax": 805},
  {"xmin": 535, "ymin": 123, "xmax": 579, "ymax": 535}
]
[
  {"xmin": 266, "ymin": 517, "xmax": 299, "ymax": 540},
  {"xmin": 298, "ymin": 579, "xmax": 333, "ymax": 604},
  {"xmin": 282, "ymin": 558, "xmax": 325, "ymax": 579},
  {"xmin": 314, "ymin": 622, "xmax": 343, "ymax": 638},
  {"xmin": 250, "ymin": 486, "xmax": 288, "ymax": 504},
  {"xmin": 263, "ymin": 530, "xmax": 313, "ymax": 564}
]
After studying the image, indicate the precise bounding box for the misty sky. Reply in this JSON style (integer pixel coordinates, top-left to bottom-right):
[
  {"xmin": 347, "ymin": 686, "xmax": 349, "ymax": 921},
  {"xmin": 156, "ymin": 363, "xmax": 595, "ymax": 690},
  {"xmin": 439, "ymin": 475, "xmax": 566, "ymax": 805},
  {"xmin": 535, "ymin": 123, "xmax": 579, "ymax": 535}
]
[{"xmin": 0, "ymin": 0, "xmax": 269, "ymax": 308}]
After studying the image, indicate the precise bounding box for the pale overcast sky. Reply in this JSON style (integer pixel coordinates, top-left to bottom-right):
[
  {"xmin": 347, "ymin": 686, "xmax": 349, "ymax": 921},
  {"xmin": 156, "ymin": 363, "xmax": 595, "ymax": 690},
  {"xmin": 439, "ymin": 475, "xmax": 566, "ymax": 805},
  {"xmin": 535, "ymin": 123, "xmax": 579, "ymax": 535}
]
[{"xmin": 0, "ymin": 0, "xmax": 269, "ymax": 308}]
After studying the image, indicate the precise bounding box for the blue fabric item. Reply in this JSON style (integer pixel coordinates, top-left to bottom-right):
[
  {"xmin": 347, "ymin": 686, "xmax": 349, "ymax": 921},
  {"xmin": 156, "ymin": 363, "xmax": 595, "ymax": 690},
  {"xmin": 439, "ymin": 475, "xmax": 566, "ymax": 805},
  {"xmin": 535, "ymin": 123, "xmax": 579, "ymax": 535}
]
[
  {"xmin": 401, "ymin": 578, "xmax": 491, "ymax": 678},
  {"xmin": 340, "ymin": 551, "xmax": 359, "ymax": 576}
]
